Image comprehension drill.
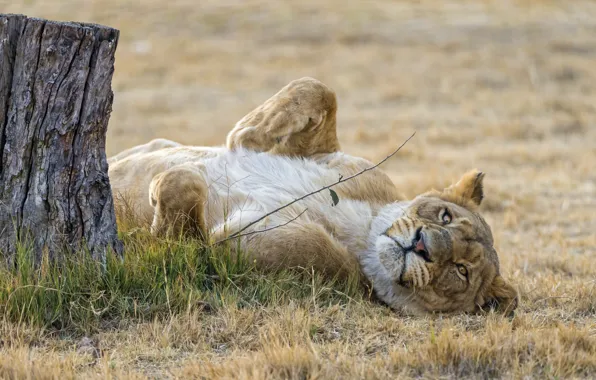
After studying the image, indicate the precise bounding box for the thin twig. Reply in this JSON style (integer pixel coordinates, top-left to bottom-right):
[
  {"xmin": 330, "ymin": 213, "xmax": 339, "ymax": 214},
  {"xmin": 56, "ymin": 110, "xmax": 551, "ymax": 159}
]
[
  {"xmin": 214, "ymin": 131, "xmax": 416, "ymax": 244},
  {"xmin": 215, "ymin": 208, "xmax": 308, "ymax": 245}
]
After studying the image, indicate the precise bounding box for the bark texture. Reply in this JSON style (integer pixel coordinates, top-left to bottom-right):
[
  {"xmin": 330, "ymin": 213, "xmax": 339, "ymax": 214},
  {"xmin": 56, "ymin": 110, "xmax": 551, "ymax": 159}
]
[{"xmin": 0, "ymin": 14, "xmax": 123, "ymax": 264}]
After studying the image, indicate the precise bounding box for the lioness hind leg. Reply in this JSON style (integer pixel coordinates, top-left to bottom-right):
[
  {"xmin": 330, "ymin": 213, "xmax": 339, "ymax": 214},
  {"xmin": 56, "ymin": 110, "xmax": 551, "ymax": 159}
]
[
  {"xmin": 108, "ymin": 138, "xmax": 181, "ymax": 165},
  {"xmin": 149, "ymin": 164, "xmax": 208, "ymax": 239},
  {"xmin": 226, "ymin": 77, "xmax": 340, "ymax": 157}
]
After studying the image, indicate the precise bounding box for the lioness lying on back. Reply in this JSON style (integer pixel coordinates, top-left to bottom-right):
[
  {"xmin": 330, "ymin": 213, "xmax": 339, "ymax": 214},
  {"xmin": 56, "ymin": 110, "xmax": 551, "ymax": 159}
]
[{"xmin": 109, "ymin": 78, "xmax": 518, "ymax": 315}]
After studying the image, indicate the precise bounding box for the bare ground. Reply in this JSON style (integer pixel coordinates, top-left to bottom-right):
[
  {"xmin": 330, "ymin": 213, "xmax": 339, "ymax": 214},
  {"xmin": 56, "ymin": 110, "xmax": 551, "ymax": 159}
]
[{"xmin": 1, "ymin": 1, "xmax": 595, "ymax": 378}]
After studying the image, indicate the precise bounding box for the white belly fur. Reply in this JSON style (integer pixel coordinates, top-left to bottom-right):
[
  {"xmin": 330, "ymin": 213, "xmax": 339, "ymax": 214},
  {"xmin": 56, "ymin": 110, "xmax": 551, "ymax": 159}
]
[{"xmin": 202, "ymin": 149, "xmax": 373, "ymax": 248}]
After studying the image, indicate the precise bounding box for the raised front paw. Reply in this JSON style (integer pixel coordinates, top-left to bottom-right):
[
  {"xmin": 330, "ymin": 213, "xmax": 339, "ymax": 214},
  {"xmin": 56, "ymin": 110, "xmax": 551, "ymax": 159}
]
[{"xmin": 226, "ymin": 77, "xmax": 340, "ymax": 157}]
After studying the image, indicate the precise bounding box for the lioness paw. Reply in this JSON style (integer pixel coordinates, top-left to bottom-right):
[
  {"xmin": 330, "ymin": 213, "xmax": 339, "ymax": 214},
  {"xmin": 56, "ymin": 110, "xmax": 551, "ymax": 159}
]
[
  {"xmin": 149, "ymin": 164, "xmax": 208, "ymax": 239},
  {"xmin": 226, "ymin": 77, "xmax": 340, "ymax": 157}
]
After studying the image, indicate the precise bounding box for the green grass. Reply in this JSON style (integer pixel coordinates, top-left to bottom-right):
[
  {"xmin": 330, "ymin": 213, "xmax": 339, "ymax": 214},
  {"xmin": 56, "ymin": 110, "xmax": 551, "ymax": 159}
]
[{"xmin": 0, "ymin": 229, "xmax": 363, "ymax": 334}]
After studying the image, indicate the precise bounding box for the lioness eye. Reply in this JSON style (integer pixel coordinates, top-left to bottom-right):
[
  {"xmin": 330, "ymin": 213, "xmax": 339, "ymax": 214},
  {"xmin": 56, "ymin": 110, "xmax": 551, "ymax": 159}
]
[
  {"xmin": 456, "ymin": 264, "xmax": 468, "ymax": 277},
  {"xmin": 441, "ymin": 209, "xmax": 452, "ymax": 224}
]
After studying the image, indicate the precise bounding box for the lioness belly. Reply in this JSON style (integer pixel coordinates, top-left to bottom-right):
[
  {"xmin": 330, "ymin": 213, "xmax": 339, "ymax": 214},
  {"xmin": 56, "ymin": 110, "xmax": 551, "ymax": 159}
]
[
  {"xmin": 201, "ymin": 150, "xmax": 372, "ymax": 242},
  {"xmin": 109, "ymin": 147, "xmax": 373, "ymax": 247}
]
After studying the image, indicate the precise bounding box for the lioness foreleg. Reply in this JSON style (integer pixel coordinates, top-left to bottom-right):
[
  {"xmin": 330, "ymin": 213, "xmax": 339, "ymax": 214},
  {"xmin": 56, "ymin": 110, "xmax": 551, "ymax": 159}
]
[
  {"xmin": 226, "ymin": 77, "xmax": 340, "ymax": 157},
  {"xmin": 244, "ymin": 223, "xmax": 363, "ymax": 282}
]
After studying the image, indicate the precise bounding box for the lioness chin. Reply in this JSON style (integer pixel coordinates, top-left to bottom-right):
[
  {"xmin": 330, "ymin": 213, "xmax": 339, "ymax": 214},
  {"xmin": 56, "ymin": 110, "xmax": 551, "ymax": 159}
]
[{"xmin": 108, "ymin": 77, "xmax": 517, "ymax": 315}]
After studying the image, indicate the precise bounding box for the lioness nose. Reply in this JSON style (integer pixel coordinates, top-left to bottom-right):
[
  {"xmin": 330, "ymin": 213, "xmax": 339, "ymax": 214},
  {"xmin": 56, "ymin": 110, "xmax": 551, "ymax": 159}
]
[
  {"xmin": 415, "ymin": 238, "xmax": 426, "ymax": 253},
  {"xmin": 413, "ymin": 227, "xmax": 430, "ymax": 261}
]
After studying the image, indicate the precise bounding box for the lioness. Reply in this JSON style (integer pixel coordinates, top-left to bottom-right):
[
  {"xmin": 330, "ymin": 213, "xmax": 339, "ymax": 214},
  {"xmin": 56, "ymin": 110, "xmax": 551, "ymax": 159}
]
[{"xmin": 108, "ymin": 78, "xmax": 517, "ymax": 315}]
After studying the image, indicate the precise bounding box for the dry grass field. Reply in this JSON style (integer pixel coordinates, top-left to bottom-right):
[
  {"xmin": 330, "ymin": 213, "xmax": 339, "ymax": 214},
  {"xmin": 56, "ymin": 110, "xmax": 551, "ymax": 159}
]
[{"xmin": 1, "ymin": 0, "xmax": 595, "ymax": 378}]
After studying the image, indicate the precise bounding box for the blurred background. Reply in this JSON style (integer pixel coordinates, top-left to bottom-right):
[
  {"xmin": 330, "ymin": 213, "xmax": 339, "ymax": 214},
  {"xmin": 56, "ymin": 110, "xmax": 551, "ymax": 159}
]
[{"xmin": 3, "ymin": 1, "xmax": 595, "ymax": 269}]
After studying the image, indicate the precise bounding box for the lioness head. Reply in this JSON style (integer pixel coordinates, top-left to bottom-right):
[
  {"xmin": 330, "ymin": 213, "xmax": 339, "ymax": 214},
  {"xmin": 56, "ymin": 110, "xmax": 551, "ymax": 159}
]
[{"xmin": 371, "ymin": 170, "xmax": 517, "ymax": 315}]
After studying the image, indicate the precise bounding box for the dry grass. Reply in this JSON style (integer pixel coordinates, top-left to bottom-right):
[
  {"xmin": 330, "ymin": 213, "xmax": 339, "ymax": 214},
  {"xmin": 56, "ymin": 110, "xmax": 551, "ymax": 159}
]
[{"xmin": 1, "ymin": 0, "xmax": 595, "ymax": 378}]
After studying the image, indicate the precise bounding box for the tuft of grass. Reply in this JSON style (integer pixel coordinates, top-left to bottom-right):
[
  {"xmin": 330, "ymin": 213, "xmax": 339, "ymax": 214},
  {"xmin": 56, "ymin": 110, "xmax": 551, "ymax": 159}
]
[{"xmin": 0, "ymin": 229, "xmax": 363, "ymax": 334}]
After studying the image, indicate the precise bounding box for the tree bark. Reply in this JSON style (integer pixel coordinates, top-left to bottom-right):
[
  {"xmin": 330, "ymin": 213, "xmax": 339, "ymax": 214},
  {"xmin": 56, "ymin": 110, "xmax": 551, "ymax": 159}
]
[{"xmin": 0, "ymin": 14, "xmax": 123, "ymax": 264}]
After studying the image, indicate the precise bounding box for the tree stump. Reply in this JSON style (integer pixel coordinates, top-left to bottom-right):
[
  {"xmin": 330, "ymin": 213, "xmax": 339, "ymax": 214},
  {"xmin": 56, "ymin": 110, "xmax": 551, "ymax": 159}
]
[{"xmin": 0, "ymin": 14, "xmax": 123, "ymax": 264}]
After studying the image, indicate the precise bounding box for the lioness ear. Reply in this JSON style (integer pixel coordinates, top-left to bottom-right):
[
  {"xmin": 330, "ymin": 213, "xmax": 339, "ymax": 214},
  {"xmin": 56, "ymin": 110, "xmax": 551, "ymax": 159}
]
[
  {"xmin": 480, "ymin": 275, "xmax": 518, "ymax": 316},
  {"xmin": 444, "ymin": 170, "xmax": 485, "ymax": 207}
]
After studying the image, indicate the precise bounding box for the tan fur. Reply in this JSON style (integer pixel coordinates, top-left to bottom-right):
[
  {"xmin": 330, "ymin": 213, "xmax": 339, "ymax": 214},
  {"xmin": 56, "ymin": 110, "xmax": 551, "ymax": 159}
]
[
  {"xmin": 247, "ymin": 222, "xmax": 363, "ymax": 282},
  {"xmin": 108, "ymin": 77, "xmax": 517, "ymax": 314},
  {"xmin": 149, "ymin": 163, "xmax": 208, "ymax": 238},
  {"xmin": 110, "ymin": 145, "xmax": 224, "ymax": 223}
]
